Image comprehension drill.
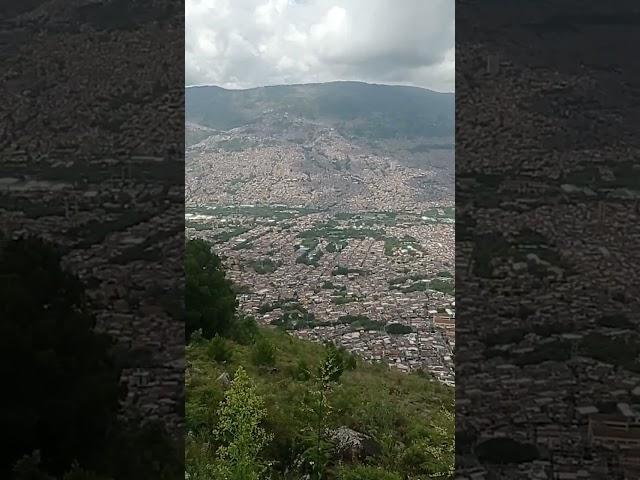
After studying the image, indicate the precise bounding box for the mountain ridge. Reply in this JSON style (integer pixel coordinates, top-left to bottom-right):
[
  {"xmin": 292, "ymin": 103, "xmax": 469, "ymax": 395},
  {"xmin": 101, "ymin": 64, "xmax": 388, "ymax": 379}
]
[
  {"xmin": 185, "ymin": 80, "xmax": 454, "ymax": 140},
  {"xmin": 186, "ymin": 80, "xmax": 452, "ymax": 95}
]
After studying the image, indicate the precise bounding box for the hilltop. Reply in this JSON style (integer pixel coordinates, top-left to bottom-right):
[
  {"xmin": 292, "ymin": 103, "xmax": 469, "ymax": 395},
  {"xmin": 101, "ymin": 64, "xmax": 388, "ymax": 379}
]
[{"xmin": 186, "ymin": 81, "xmax": 454, "ymax": 140}]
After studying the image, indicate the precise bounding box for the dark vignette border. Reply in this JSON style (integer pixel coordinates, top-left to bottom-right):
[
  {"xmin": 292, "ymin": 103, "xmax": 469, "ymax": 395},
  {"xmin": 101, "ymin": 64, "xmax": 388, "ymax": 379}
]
[
  {"xmin": 0, "ymin": 1, "xmax": 184, "ymax": 478},
  {"xmin": 456, "ymin": 1, "xmax": 640, "ymax": 479}
]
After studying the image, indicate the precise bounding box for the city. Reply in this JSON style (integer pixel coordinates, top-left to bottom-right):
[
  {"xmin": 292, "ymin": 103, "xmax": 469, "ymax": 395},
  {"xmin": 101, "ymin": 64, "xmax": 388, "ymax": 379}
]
[
  {"xmin": 187, "ymin": 204, "xmax": 455, "ymax": 384},
  {"xmin": 184, "ymin": 76, "xmax": 456, "ymax": 479}
]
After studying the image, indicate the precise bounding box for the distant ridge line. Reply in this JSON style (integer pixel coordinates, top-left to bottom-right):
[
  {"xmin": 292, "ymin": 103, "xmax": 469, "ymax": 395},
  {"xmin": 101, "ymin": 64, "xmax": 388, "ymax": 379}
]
[{"xmin": 185, "ymin": 80, "xmax": 452, "ymax": 95}]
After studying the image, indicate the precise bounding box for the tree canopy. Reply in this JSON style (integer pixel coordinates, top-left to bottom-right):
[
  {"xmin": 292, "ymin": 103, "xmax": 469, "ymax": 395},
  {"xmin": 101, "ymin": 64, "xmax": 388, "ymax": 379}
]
[{"xmin": 186, "ymin": 238, "xmax": 237, "ymax": 340}]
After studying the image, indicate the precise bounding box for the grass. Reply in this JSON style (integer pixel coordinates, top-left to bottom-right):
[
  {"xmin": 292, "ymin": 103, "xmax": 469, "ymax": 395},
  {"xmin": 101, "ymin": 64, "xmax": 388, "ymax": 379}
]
[{"xmin": 186, "ymin": 328, "xmax": 454, "ymax": 479}]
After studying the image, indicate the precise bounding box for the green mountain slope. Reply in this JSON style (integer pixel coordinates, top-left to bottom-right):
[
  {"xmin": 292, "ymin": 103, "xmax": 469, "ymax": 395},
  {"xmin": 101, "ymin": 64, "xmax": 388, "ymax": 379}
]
[{"xmin": 185, "ymin": 81, "xmax": 454, "ymax": 139}]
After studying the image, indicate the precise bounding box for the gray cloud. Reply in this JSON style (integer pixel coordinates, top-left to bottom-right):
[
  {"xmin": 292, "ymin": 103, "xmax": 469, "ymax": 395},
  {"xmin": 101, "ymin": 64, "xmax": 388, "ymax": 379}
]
[{"xmin": 186, "ymin": 0, "xmax": 454, "ymax": 92}]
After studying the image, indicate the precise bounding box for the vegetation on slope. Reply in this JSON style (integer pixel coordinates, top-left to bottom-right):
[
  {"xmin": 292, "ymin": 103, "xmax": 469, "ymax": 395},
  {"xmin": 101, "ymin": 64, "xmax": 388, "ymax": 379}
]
[
  {"xmin": 186, "ymin": 238, "xmax": 238, "ymax": 341},
  {"xmin": 185, "ymin": 238, "xmax": 454, "ymax": 479},
  {"xmin": 186, "ymin": 329, "xmax": 454, "ymax": 479}
]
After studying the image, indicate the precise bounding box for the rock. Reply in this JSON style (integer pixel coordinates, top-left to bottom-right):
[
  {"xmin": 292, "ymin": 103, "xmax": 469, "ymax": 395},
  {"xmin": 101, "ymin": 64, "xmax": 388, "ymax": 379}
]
[
  {"xmin": 217, "ymin": 372, "xmax": 231, "ymax": 387},
  {"xmin": 330, "ymin": 426, "xmax": 382, "ymax": 461}
]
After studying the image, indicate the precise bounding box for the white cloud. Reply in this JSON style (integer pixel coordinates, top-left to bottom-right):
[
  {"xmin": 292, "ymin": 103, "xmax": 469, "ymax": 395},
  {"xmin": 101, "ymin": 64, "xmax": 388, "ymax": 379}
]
[{"xmin": 185, "ymin": 0, "xmax": 454, "ymax": 92}]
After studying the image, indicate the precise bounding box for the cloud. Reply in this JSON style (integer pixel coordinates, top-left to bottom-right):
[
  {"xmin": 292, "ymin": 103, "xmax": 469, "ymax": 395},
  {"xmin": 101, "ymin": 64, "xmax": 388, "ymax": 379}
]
[{"xmin": 185, "ymin": 0, "xmax": 454, "ymax": 92}]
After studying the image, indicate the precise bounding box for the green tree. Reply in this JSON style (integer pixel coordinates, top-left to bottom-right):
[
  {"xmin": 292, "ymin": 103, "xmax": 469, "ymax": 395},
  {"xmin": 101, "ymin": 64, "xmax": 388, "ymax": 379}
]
[
  {"xmin": 429, "ymin": 278, "xmax": 454, "ymax": 295},
  {"xmin": 386, "ymin": 323, "xmax": 413, "ymax": 335},
  {"xmin": 185, "ymin": 238, "xmax": 237, "ymax": 340},
  {"xmin": 214, "ymin": 367, "xmax": 272, "ymax": 480}
]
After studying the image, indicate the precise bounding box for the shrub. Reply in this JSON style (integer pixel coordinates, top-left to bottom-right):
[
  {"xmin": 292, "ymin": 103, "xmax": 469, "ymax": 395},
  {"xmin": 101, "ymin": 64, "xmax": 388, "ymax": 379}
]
[
  {"xmin": 251, "ymin": 339, "xmax": 276, "ymax": 366},
  {"xmin": 295, "ymin": 359, "xmax": 311, "ymax": 381},
  {"xmin": 344, "ymin": 354, "xmax": 357, "ymax": 370},
  {"xmin": 229, "ymin": 316, "xmax": 259, "ymax": 345},
  {"xmin": 400, "ymin": 440, "xmax": 454, "ymax": 477},
  {"xmin": 207, "ymin": 336, "xmax": 233, "ymax": 363},
  {"xmin": 214, "ymin": 367, "xmax": 272, "ymax": 480}
]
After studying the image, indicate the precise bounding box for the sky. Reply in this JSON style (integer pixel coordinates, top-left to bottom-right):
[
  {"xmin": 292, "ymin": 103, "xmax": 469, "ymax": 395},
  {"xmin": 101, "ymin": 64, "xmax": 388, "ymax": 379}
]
[{"xmin": 185, "ymin": 0, "xmax": 454, "ymax": 92}]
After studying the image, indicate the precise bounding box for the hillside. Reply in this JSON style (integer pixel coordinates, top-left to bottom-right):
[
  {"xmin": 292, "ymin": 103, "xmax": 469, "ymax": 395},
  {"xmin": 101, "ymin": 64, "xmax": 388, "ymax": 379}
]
[
  {"xmin": 184, "ymin": 238, "xmax": 454, "ymax": 479},
  {"xmin": 186, "ymin": 327, "xmax": 454, "ymax": 480},
  {"xmin": 185, "ymin": 82, "xmax": 454, "ymax": 209},
  {"xmin": 185, "ymin": 81, "xmax": 454, "ymax": 140}
]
